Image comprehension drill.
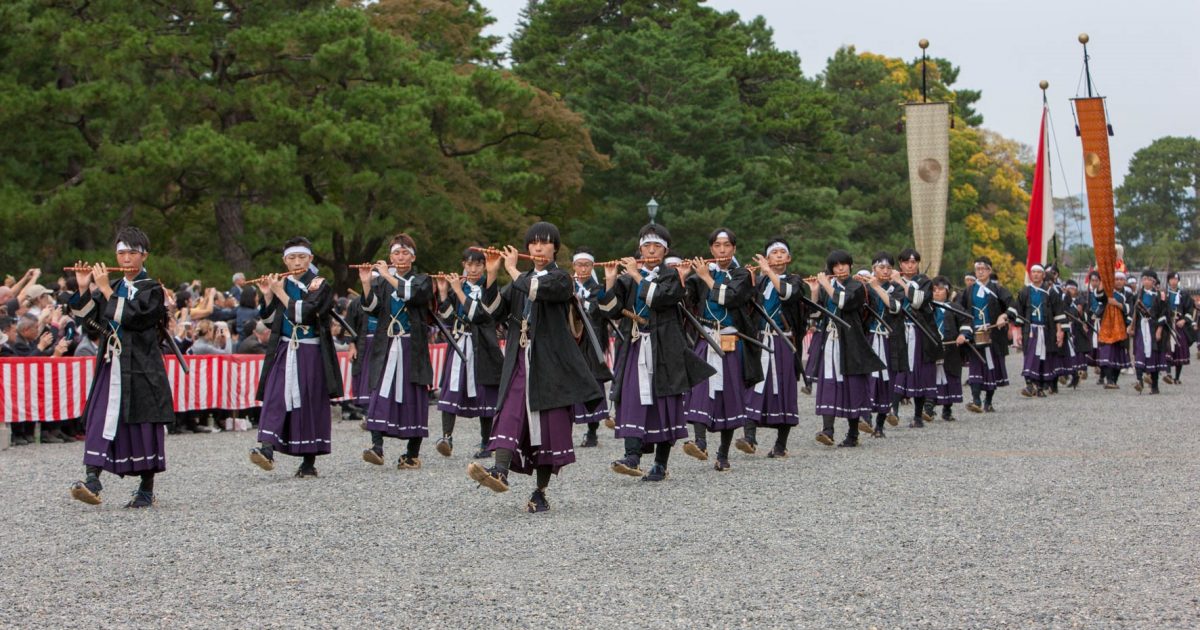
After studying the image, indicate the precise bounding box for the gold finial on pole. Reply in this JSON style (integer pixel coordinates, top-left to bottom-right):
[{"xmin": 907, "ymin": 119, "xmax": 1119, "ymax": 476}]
[
  {"xmin": 1078, "ymin": 33, "xmax": 1089, "ymax": 45},
  {"xmin": 918, "ymin": 39, "xmax": 930, "ymax": 102}
]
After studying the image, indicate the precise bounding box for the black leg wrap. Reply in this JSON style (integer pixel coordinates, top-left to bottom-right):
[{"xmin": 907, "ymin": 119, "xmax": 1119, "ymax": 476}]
[{"xmin": 535, "ymin": 465, "xmax": 552, "ymax": 490}]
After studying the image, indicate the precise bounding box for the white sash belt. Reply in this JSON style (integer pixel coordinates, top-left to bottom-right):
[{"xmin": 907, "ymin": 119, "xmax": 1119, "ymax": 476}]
[
  {"xmin": 1140, "ymin": 317, "xmax": 1152, "ymax": 356},
  {"xmin": 869, "ymin": 332, "xmax": 889, "ymax": 381},
  {"xmin": 284, "ymin": 334, "xmax": 321, "ymax": 411},
  {"xmin": 378, "ymin": 334, "xmax": 409, "ymax": 405},
  {"xmin": 102, "ymin": 327, "xmax": 123, "ymax": 441},
  {"xmin": 823, "ymin": 329, "xmax": 844, "ymax": 383},
  {"xmin": 905, "ymin": 321, "xmax": 917, "ymax": 369},
  {"xmin": 935, "ymin": 363, "xmax": 948, "ymax": 385},
  {"xmin": 1031, "ymin": 324, "xmax": 1046, "ymax": 360},
  {"xmin": 754, "ymin": 332, "xmax": 779, "ymax": 394},
  {"xmin": 637, "ymin": 333, "xmax": 655, "ymax": 405},
  {"xmin": 448, "ymin": 332, "xmax": 477, "ymax": 397},
  {"xmin": 524, "ymin": 344, "xmax": 542, "ymax": 446}
]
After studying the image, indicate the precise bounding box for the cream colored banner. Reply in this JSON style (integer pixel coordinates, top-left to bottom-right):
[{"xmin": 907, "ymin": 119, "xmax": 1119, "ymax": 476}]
[{"xmin": 905, "ymin": 102, "xmax": 951, "ymax": 277}]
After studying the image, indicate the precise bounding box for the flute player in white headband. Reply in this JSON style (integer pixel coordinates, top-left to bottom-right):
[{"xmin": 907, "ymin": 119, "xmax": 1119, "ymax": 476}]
[
  {"xmin": 569, "ymin": 246, "xmax": 612, "ymax": 448},
  {"xmin": 358, "ymin": 233, "xmax": 435, "ymax": 470},
  {"xmin": 250, "ymin": 236, "xmax": 343, "ymax": 478}
]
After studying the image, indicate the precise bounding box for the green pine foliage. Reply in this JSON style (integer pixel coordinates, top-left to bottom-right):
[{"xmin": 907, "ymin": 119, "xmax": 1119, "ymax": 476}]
[{"xmin": 5, "ymin": 0, "xmax": 1176, "ymax": 291}]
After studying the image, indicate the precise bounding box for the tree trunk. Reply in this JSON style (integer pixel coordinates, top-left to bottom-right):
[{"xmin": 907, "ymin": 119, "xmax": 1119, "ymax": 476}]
[
  {"xmin": 329, "ymin": 229, "xmax": 384, "ymax": 295},
  {"xmin": 214, "ymin": 196, "xmax": 254, "ymax": 273}
]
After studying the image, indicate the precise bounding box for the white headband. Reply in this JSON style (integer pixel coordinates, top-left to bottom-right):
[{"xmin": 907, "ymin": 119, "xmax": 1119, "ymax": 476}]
[
  {"xmin": 283, "ymin": 246, "xmax": 312, "ymax": 259},
  {"xmin": 713, "ymin": 231, "xmax": 730, "ymax": 242},
  {"xmin": 856, "ymin": 269, "xmax": 871, "ymax": 277},
  {"xmin": 766, "ymin": 242, "xmax": 789, "ymax": 256},
  {"xmin": 391, "ymin": 243, "xmax": 415, "ymax": 256},
  {"xmin": 1029, "ymin": 264, "xmax": 1045, "ymax": 272},
  {"xmin": 639, "ymin": 234, "xmax": 668, "ymax": 248},
  {"xmin": 572, "ymin": 253, "xmax": 595, "ymax": 263},
  {"xmin": 664, "ymin": 256, "xmax": 682, "ymax": 267},
  {"xmin": 115, "ymin": 242, "xmax": 145, "ymax": 254}
]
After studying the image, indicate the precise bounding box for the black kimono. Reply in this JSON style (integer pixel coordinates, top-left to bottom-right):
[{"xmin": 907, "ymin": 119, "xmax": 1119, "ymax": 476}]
[
  {"xmin": 479, "ymin": 262, "xmax": 605, "ymax": 475},
  {"xmin": 898, "ymin": 273, "xmax": 944, "ymax": 363},
  {"xmin": 254, "ymin": 270, "xmax": 343, "ymax": 458},
  {"xmin": 932, "ymin": 304, "xmax": 968, "ymax": 382},
  {"xmin": 1066, "ymin": 291, "xmax": 1094, "ymax": 356},
  {"xmin": 70, "ymin": 272, "xmax": 175, "ymax": 477},
  {"xmin": 1131, "ymin": 289, "xmax": 1170, "ymax": 374},
  {"xmin": 361, "ymin": 271, "xmax": 434, "ymax": 392},
  {"xmin": 812, "ymin": 277, "xmax": 883, "ymax": 432},
  {"xmin": 775, "ymin": 275, "xmax": 812, "ymax": 377},
  {"xmin": 864, "ymin": 280, "xmax": 907, "ymax": 375},
  {"xmin": 483, "ymin": 264, "xmax": 605, "ymax": 411},
  {"xmin": 1166, "ymin": 289, "xmax": 1195, "ymax": 359},
  {"xmin": 71, "ymin": 273, "xmax": 176, "ymax": 428},
  {"xmin": 571, "ymin": 274, "xmax": 614, "ymax": 388},
  {"xmin": 1011, "ymin": 282, "xmax": 1066, "ymax": 383},
  {"xmin": 958, "ymin": 278, "xmax": 1013, "ymax": 393},
  {"xmin": 436, "ymin": 278, "xmax": 504, "ymax": 392},
  {"xmin": 930, "ymin": 301, "xmax": 968, "ymax": 409},
  {"xmin": 256, "ymin": 270, "xmax": 343, "ymax": 401},
  {"xmin": 684, "ymin": 266, "xmax": 764, "ymax": 387},
  {"xmin": 600, "ymin": 268, "xmax": 715, "ymax": 404},
  {"xmin": 816, "ymin": 278, "xmax": 886, "ymax": 378}
]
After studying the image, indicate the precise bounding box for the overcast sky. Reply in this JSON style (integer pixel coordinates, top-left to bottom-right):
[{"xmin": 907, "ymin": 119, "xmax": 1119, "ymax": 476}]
[{"xmin": 480, "ymin": 0, "xmax": 1200, "ymax": 205}]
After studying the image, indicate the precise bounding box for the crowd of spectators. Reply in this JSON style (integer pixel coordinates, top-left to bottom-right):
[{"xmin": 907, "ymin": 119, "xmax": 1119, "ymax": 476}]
[{"xmin": 2, "ymin": 268, "xmax": 360, "ymax": 447}]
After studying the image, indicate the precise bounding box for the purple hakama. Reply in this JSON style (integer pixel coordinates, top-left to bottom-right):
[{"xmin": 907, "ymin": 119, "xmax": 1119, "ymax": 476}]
[
  {"xmin": 814, "ymin": 332, "xmax": 871, "ymax": 418},
  {"xmin": 257, "ymin": 341, "xmax": 333, "ymax": 455},
  {"xmin": 1021, "ymin": 325, "xmax": 1059, "ymax": 381},
  {"xmin": 931, "ymin": 362, "xmax": 963, "ymax": 405},
  {"xmin": 613, "ymin": 337, "xmax": 689, "ymax": 442},
  {"xmin": 82, "ymin": 362, "xmax": 167, "ymax": 476},
  {"xmin": 1168, "ymin": 327, "xmax": 1191, "ymax": 366},
  {"xmin": 1095, "ymin": 342, "xmax": 1131, "ymax": 369},
  {"xmin": 1132, "ymin": 324, "xmax": 1168, "ymax": 373},
  {"xmin": 352, "ymin": 334, "xmax": 375, "ymax": 406},
  {"xmin": 487, "ymin": 353, "xmax": 575, "ymax": 475},
  {"xmin": 892, "ymin": 323, "xmax": 938, "ymax": 398},
  {"xmin": 803, "ymin": 329, "xmax": 824, "ymax": 382},
  {"xmin": 683, "ymin": 339, "xmax": 754, "ymax": 430},
  {"xmin": 436, "ymin": 334, "xmax": 498, "ymax": 419},
  {"xmin": 743, "ymin": 333, "xmax": 800, "ymax": 426},
  {"xmin": 864, "ymin": 333, "xmax": 894, "ymax": 415},
  {"xmin": 364, "ymin": 336, "xmax": 430, "ymax": 439},
  {"xmin": 572, "ymin": 398, "xmax": 609, "ymax": 425},
  {"xmin": 966, "ymin": 345, "xmax": 1009, "ymax": 391}
]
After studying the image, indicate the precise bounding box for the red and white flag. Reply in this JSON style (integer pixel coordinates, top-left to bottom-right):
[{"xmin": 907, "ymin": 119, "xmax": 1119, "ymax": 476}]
[{"xmin": 1026, "ymin": 105, "xmax": 1054, "ymax": 272}]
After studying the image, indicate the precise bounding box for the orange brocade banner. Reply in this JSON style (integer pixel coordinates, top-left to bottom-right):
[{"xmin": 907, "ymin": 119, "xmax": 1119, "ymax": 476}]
[{"xmin": 1073, "ymin": 97, "xmax": 1126, "ymax": 344}]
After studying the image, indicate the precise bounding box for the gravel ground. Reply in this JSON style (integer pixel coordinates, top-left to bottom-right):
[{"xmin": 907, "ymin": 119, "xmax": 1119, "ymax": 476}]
[{"xmin": 2, "ymin": 354, "xmax": 1198, "ymax": 629}]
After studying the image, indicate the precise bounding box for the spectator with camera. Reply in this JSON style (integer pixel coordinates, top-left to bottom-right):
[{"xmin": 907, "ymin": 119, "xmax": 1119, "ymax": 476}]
[{"xmin": 188, "ymin": 320, "xmax": 233, "ymax": 355}]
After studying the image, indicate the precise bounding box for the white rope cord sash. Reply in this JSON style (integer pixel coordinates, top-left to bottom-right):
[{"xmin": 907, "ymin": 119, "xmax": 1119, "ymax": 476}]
[
  {"xmin": 101, "ymin": 320, "xmax": 124, "ymax": 441},
  {"xmin": 284, "ymin": 330, "xmax": 320, "ymax": 411},
  {"xmin": 448, "ymin": 332, "xmax": 477, "ymax": 397}
]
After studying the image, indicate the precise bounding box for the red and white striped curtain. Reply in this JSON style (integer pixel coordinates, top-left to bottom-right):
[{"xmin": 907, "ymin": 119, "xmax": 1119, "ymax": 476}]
[{"xmin": 1, "ymin": 346, "xmax": 450, "ymax": 423}]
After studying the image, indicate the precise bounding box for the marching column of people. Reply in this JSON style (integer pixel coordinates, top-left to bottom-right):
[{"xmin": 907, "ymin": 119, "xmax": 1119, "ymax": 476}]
[{"xmin": 62, "ymin": 223, "xmax": 1197, "ymax": 513}]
